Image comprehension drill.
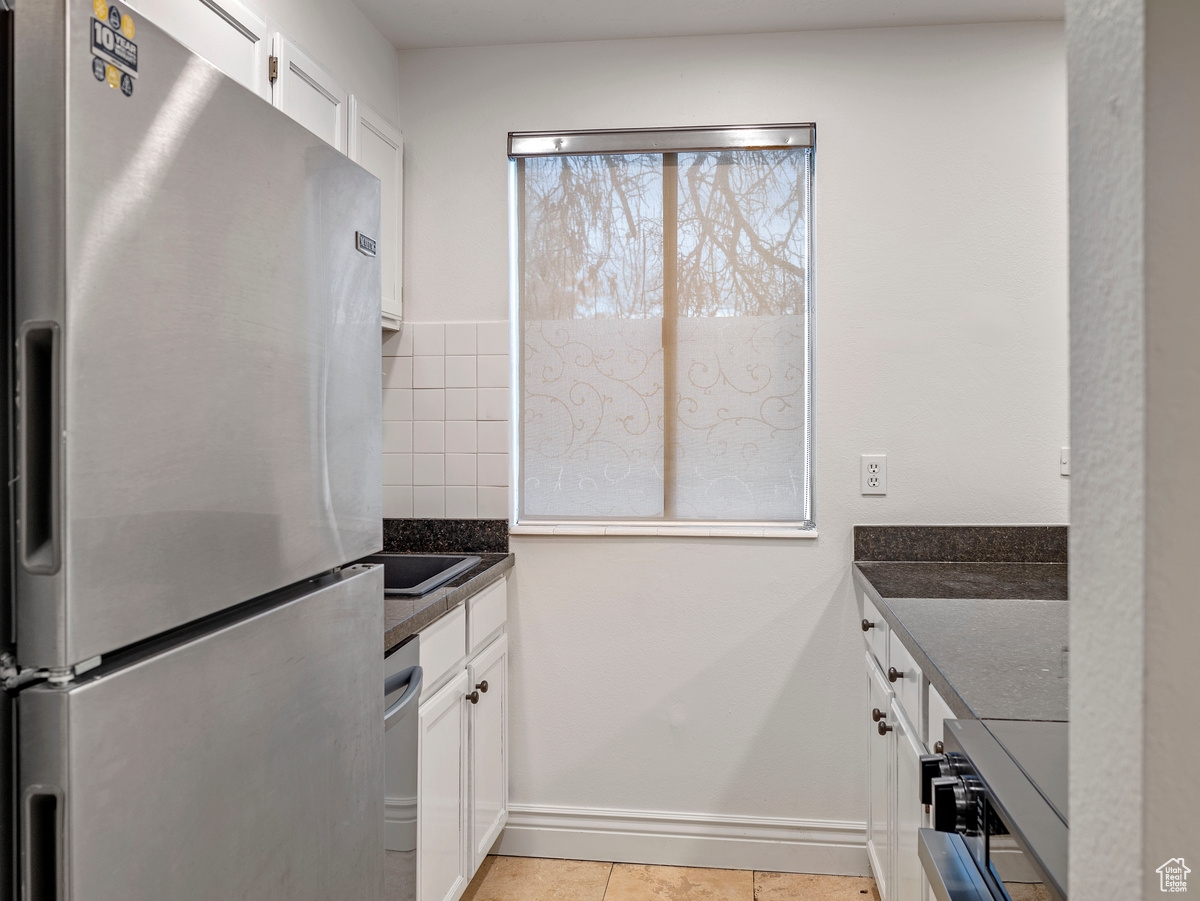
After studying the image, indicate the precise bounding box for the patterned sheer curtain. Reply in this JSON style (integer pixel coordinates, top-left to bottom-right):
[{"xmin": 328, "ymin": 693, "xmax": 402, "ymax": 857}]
[{"xmin": 517, "ymin": 142, "xmax": 812, "ymax": 523}]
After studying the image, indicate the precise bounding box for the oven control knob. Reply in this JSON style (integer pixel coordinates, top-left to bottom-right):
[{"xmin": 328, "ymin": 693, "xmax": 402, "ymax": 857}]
[
  {"xmin": 919, "ymin": 754, "xmax": 945, "ymax": 805},
  {"xmin": 931, "ymin": 777, "xmax": 959, "ymax": 832},
  {"xmin": 931, "ymin": 776, "xmax": 982, "ymax": 835}
]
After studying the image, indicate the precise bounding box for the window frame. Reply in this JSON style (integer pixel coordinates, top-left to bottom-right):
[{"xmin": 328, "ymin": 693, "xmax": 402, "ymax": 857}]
[{"xmin": 507, "ymin": 124, "xmax": 817, "ymax": 538}]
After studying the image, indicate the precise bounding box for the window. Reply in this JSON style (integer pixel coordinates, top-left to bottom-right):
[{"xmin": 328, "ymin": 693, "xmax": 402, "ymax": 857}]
[{"xmin": 509, "ymin": 125, "xmax": 814, "ymax": 534}]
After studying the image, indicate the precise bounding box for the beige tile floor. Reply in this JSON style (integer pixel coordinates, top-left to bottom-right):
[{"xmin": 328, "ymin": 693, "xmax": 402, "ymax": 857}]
[{"xmin": 458, "ymin": 856, "xmax": 881, "ymax": 901}]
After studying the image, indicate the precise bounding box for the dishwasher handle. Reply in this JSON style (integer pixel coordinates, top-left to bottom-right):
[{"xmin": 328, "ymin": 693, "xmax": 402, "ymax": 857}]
[{"xmin": 384, "ymin": 665, "xmax": 423, "ymax": 731}]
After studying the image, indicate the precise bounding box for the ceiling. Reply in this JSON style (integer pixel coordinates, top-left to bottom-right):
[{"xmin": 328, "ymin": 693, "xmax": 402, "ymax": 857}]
[{"xmin": 355, "ymin": 0, "xmax": 1064, "ymax": 52}]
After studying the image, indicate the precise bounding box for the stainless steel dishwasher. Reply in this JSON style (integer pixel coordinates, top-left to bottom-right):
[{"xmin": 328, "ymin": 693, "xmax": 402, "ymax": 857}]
[{"xmin": 384, "ymin": 635, "xmax": 423, "ymax": 901}]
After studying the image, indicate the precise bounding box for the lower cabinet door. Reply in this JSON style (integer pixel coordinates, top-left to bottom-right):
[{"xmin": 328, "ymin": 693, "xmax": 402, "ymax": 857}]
[
  {"xmin": 418, "ymin": 669, "xmax": 470, "ymax": 901},
  {"xmin": 893, "ymin": 704, "xmax": 928, "ymax": 901},
  {"xmin": 468, "ymin": 633, "xmax": 509, "ymax": 873},
  {"xmin": 866, "ymin": 653, "xmax": 894, "ymax": 901}
]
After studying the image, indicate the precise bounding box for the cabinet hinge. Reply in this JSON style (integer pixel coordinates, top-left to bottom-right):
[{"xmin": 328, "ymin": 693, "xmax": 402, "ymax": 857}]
[{"xmin": 268, "ymin": 55, "xmax": 279, "ymax": 84}]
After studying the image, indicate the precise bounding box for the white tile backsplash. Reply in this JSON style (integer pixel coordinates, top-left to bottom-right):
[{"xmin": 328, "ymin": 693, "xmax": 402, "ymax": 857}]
[
  {"xmin": 477, "ymin": 486, "xmax": 509, "ymax": 519},
  {"xmin": 445, "ymin": 355, "xmax": 477, "ymax": 388},
  {"xmin": 445, "ymin": 486, "xmax": 477, "ymax": 518},
  {"xmin": 445, "ymin": 453, "xmax": 477, "ymax": 486},
  {"xmin": 445, "ymin": 322, "xmax": 477, "ymax": 356},
  {"xmin": 413, "ymin": 486, "xmax": 445, "ymax": 518},
  {"xmin": 477, "ymin": 321, "xmax": 508, "ymax": 355},
  {"xmin": 383, "ymin": 321, "xmax": 511, "ymax": 519},
  {"xmin": 412, "ymin": 323, "xmax": 445, "ymax": 356},
  {"xmin": 412, "ymin": 355, "xmax": 445, "ymax": 389},
  {"xmin": 413, "ymin": 389, "xmax": 445, "ymax": 421},
  {"xmin": 382, "ymin": 389, "xmax": 413, "ymax": 421},
  {"xmin": 382, "ymin": 454, "xmax": 412, "ymax": 486},
  {"xmin": 477, "ymin": 420, "xmax": 509, "ymax": 454},
  {"xmin": 445, "ymin": 421, "xmax": 477, "ymax": 454},
  {"xmin": 383, "ymin": 421, "xmax": 412, "ymax": 454},
  {"xmin": 445, "ymin": 388, "xmax": 477, "ymax": 421},
  {"xmin": 477, "ymin": 388, "xmax": 508, "ymax": 421},
  {"xmin": 413, "ymin": 453, "xmax": 445, "ymax": 486},
  {"xmin": 383, "ymin": 486, "xmax": 413, "ymax": 518},
  {"xmin": 413, "ymin": 421, "xmax": 445, "ymax": 454},
  {"xmin": 477, "ymin": 453, "xmax": 509, "ymax": 487},
  {"xmin": 476, "ymin": 354, "xmax": 509, "ymax": 388},
  {"xmin": 382, "ymin": 357, "xmax": 412, "ymax": 389},
  {"xmin": 382, "ymin": 327, "xmax": 412, "ymax": 357}
]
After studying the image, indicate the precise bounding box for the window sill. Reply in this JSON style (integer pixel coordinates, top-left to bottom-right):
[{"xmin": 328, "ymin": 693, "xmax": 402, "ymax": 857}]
[{"xmin": 509, "ymin": 522, "xmax": 817, "ymax": 539}]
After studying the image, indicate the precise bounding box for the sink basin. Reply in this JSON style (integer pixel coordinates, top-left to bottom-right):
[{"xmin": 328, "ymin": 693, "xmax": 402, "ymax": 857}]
[{"xmin": 362, "ymin": 554, "xmax": 482, "ymax": 596}]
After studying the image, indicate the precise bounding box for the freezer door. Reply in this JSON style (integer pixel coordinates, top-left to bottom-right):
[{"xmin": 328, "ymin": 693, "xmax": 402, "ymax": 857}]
[
  {"xmin": 13, "ymin": 0, "xmax": 382, "ymax": 668},
  {"xmin": 17, "ymin": 564, "xmax": 385, "ymax": 901}
]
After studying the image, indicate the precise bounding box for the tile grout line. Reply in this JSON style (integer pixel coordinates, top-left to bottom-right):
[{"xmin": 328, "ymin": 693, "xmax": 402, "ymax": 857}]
[{"xmin": 600, "ymin": 860, "xmax": 616, "ymax": 901}]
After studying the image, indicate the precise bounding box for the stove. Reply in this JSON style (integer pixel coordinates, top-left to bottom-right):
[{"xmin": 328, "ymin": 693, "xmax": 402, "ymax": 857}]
[{"xmin": 919, "ymin": 718, "xmax": 1068, "ymax": 901}]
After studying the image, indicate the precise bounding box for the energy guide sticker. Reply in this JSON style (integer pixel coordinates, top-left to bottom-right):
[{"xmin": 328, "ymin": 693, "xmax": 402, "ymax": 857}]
[{"xmin": 90, "ymin": 1, "xmax": 138, "ymax": 92}]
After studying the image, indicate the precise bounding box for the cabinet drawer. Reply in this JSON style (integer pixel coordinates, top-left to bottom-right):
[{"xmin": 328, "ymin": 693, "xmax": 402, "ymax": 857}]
[
  {"xmin": 419, "ymin": 605, "xmax": 466, "ymax": 699},
  {"xmin": 862, "ymin": 594, "xmax": 888, "ymax": 669},
  {"xmin": 887, "ymin": 630, "xmax": 923, "ymax": 731},
  {"xmin": 467, "ymin": 577, "xmax": 507, "ymax": 656}
]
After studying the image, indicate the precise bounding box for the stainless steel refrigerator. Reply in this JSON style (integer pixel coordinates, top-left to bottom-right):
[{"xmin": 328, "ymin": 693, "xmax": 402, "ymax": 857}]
[{"xmin": 1, "ymin": 0, "xmax": 387, "ymax": 897}]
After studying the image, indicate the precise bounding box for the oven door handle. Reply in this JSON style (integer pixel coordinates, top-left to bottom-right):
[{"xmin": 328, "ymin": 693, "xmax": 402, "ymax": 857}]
[
  {"xmin": 919, "ymin": 829, "xmax": 1005, "ymax": 901},
  {"xmin": 384, "ymin": 665, "xmax": 423, "ymax": 731}
]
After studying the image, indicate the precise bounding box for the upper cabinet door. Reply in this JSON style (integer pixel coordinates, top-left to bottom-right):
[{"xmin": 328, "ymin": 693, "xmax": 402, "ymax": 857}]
[
  {"xmin": 349, "ymin": 97, "xmax": 403, "ymax": 323},
  {"xmin": 139, "ymin": 0, "xmax": 270, "ymax": 100},
  {"xmin": 271, "ymin": 35, "xmax": 348, "ymax": 152}
]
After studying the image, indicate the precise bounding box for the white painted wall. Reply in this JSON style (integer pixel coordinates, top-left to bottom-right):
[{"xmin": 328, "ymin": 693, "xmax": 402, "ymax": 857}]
[
  {"xmin": 394, "ymin": 22, "xmax": 1068, "ymax": 869},
  {"xmin": 1068, "ymin": 1, "xmax": 1200, "ymax": 897}
]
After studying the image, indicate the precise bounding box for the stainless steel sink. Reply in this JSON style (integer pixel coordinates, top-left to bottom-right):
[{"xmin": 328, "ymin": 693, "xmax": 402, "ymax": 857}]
[{"xmin": 362, "ymin": 554, "xmax": 482, "ymax": 596}]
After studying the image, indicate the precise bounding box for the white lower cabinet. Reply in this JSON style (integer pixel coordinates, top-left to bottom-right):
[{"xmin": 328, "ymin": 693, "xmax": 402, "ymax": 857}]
[
  {"xmin": 861, "ymin": 610, "xmax": 933, "ymax": 901},
  {"xmin": 892, "ymin": 704, "xmax": 928, "ymax": 901},
  {"xmin": 468, "ymin": 634, "xmax": 509, "ymax": 873},
  {"xmin": 417, "ymin": 578, "xmax": 509, "ymax": 901},
  {"xmin": 418, "ymin": 669, "xmax": 470, "ymax": 901},
  {"xmin": 866, "ymin": 653, "xmax": 893, "ymax": 901}
]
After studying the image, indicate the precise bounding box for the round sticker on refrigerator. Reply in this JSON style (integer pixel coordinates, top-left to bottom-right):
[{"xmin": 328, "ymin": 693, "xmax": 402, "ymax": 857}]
[
  {"xmin": 120, "ymin": 13, "xmax": 135, "ymax": 38},
  {"xmin": 105, "ymin": 62, "xmax": 120, "ymax": 89},
  {"xmin": 120, "ymin": 73, "xmax": 133, "ymax": 96},
  {"xmin": 92, "ymin": 57, "xmax": 106, "ymax": 81},
  {"xmin": 107, "ymin": 4, "xmax": 121, "ymax": 30},
  {"xmin": 93, "ymin": 0, "xmax": 108, "ymax": 20}
]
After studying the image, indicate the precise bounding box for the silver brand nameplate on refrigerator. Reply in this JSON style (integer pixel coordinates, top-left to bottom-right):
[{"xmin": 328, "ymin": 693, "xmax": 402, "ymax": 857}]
[{"xmin": 355, "ymin": 231, "xmax": 378, "ymax": 257}]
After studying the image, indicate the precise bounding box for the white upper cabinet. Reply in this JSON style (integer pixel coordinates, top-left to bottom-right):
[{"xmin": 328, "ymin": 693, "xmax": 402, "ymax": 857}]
[
  {"xmin": 349, "ymin": 98, "xmax": 403, "ymax": 326},
  {"xmin": 137, "ymin": 0, "xmax": 270, "ymax": 99},
  {"xmin": 270, "ymin": 34, "xmax": 348, "ymax": 152}
]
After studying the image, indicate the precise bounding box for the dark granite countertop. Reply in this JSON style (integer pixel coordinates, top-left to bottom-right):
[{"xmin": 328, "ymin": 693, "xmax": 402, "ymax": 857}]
[
  {"xmin": 383, "ymin": 552, "xmax": 514, "ymax": 654},
  {"xmin": 854, "ymin": 561, "xmax": 1067, "ymax": 601},
  {"xmin": 853, "ymin": 529, "xmax": 1068, "ymax": 723}
]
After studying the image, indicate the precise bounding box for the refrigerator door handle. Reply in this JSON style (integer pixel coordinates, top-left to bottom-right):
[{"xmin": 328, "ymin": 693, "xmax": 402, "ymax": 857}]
[
  {"xmin": 384, "ymin": 665, "xmax": 423, "ymax": 731},
  {"xmin": 17, "ymin": 322, "xmax": 61, "ymax": 575},
  {"xmin": 22, "ymin": 785, "xmax": 64, "ymax": 901}
]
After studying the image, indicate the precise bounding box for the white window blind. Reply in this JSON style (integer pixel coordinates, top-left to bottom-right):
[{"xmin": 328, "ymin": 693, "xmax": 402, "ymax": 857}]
[{"xmin": 510, "ymin": 126, "xmax": 814, "ymax": 527}]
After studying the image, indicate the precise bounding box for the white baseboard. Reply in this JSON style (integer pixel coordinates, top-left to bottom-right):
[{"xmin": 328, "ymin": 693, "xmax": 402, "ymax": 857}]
[{"xmin": 494, "ymin": 804, "xmax": 870, "ymax": 876}]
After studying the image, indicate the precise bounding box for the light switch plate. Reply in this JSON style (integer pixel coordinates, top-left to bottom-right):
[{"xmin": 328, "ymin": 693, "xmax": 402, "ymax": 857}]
[{"xmin": 861, "ymin": 454, "xmax": 887, "ymax": 495}]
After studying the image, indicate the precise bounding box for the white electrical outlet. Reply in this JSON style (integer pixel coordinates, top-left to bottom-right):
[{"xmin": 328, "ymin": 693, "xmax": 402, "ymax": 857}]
[
  {"xmin": 1060, "ymin": 447, "xmax": 1070, "ymax": 476},
  {"xmin": 861, "ymin": 454, "xmax": 887, "ymax": 495}
]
